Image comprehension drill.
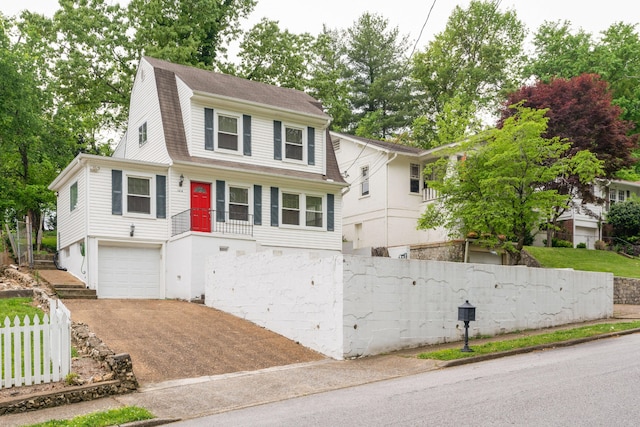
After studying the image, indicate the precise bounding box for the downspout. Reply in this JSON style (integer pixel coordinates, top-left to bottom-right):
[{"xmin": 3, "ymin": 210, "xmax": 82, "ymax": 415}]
[{"xmin": 385, "ymin": 152, "xmax": 398, "ymax": 248}]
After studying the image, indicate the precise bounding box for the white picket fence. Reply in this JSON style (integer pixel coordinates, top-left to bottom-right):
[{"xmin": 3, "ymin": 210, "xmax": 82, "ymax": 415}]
[{"xmin": 1, "ymin": 299, "xmax": 71, "ymax": 389}]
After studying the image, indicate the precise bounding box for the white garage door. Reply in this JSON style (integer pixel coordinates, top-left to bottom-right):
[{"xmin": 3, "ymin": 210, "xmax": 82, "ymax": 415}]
[{"xmin": 98, "ymin": 245, "xmax": 161, "ymax": 298}]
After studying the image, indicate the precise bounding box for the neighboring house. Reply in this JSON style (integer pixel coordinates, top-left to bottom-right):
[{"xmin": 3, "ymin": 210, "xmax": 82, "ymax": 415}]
[
  {"xmin": 334, "ymin": 131, "xmax": 639, "ymax": 258},
  {"xmin": 49, "ymin": 57, "xmax": 346, "ymax": 300},
  {"xmin": 552, "ymin": 179, "xmax": 640, "ymax": 249},
  {"xmin": 331, "ymin": 132, "xmax": 452, "ymax": 258}
]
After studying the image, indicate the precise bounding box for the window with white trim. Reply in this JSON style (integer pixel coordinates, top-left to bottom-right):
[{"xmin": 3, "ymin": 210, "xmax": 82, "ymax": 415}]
[
  {"xmin": 218, "ymin": 114, "xmax": 238, "ymax": 151},
  {"xmin": 361, "ymin": 166, "xmax": 370, "ymax": 196},
  {"xmin": 70, "ymin": 182, "xmax": 78, "ymax": 211},
  {"xmin": 285, "ymin": 126, "xmax": 304, "ymax": 161},
  {"xmin": 138, "ymin": 122, "xmax": 147, "ymax": 146},
  {"xmin": 305, "ymin": 195, "xmax": 323, "ymax": 227},
  {"xmin": 127, "ymin": 176, "xmax": 151, "ymax": 214},
  {"xmin": 410, "ymin": 163, "xmax": 420, "ymax": 193},
  {"xmin": 229, "ymin": 186, "xmax": 249, "ymax": 221},
  {"xmin": 282, "ymin": 192, "xmax": 300, "ymax": 225},
  {"xmin": 281, "ymin": 192, "xmax": 324, "ymax": 228}
]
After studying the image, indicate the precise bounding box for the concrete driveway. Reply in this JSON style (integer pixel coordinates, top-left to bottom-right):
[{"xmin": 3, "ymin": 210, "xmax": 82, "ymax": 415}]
[{"xmin": 63, "ymin": 300, "xmax": 324, "ymax": 385}]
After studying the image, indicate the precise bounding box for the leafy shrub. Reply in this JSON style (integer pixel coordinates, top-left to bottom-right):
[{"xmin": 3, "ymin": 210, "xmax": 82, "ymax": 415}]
[
  {"xmin": 607, "ymin": 198, "xmax": 640, "ymax": 240},
  {"xmin": 552, "ymin": 238, "xmax": 573, "ymax": 248},
  {"xmin": 576, "ymin": 242, "xmax": 587, "ymax": 249},
  {"xmin": 595, "ymin": 240, "xmax": 606, "ymax": 250}
]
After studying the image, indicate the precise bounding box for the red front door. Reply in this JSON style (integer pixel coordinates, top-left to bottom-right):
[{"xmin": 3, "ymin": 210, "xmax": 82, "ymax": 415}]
[{"xmin": 191, "ymin": 182, "xmax": 211, "ymax": 232}]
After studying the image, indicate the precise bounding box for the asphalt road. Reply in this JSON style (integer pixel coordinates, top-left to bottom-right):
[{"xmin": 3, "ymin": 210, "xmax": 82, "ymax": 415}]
[{"xmin": 174, "ymin": 333, "xmax": 640, "ymax": 426}]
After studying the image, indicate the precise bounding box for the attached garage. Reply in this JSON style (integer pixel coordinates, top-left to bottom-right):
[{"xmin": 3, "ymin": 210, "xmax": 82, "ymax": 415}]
[{"xmin": 98, "ymin": 244, "xmax": 162, "ymax": 298}]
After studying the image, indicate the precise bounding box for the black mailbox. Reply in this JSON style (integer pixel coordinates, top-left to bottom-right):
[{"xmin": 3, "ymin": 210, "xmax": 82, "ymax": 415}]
[{"xmin": 458, "ymin": 300, "xmax": 476, "ymax": 322}]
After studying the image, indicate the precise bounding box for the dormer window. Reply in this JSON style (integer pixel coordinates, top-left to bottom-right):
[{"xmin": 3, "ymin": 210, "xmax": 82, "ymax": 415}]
[{"xmin": 218, "ymin": 115, "xmax": 238, "ymax": 151}]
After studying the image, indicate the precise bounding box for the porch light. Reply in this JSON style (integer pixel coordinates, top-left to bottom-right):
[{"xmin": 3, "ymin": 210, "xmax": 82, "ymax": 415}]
[
  {"xmin": 130, "ymin": 223, "xmax": 135, "ymax": 237},
  {"xmin": 179, "ymin": 174, "xmax": 184, "ymax": 187},
  {"xmin": 458, "ymin": 300, "xmax": 476, "ymax": 352}
]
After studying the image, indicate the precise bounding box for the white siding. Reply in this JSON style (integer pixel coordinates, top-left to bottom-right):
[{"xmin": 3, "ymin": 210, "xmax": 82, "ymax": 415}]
[
  {"xmin": 57, "ymin": 168, "xmax": 87, "ymax": 250},
  {"xmin": 87, "ymin": 165, "xmax": 168, "ymax": 242},
  {"xmin": 115, "ymin": 59, "xmax": 170, "ymax": 163},
  {"xmin": 188, "ymin": 100, "xmax": 326, "ymax": 176}
]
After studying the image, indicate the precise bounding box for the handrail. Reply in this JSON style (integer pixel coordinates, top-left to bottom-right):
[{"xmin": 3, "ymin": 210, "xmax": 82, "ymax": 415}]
[{"xmin": 171, "ymin": 209, "xmax": 254, "ymax": 237}]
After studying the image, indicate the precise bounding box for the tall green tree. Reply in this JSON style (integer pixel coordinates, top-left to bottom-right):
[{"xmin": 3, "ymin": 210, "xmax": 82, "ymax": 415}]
[
  {"xmin": 412, "ymin": 0, "xmax": 526, "ymax": 148},
  {"xmin": 48, "ymin": 0, "xmax": 133, "ymax": 153},
  {"xmin": 128, "ymin": 0, "xmax": 256, "ymax": 68},
  {"xmin": 527, "ymin": 21, "xmax": 640, "ymax": 132},
  {"xmin": 418, "ymin": 106, "xmax": 603, "ymax": 264},
  {"xmin": 341, "ymin": 12, "xmax": 414, "ymax": 139},
  {"xmin": 233, "ymin": 18, "xmax": 315, "ymax": 91},
  {"xmin": 307, "ymin": 26, "xmax": 351, "ymax": 131},
  {"xmin": 0, "ymin": 17, "xmax": 58, "ymax": 236}
]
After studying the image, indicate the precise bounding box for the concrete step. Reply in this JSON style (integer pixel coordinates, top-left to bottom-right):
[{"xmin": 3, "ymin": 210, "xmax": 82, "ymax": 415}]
[
  {"xmin": 32, "ymin": 259, "xmax": 57, "ymax": 270},
  {"xmin": 53, "ymin": 283, "xmax": 87, "ymax": 289},
  {"xmin": 54, "ymin": 287, "xmax": 97, "ymax": 299}
]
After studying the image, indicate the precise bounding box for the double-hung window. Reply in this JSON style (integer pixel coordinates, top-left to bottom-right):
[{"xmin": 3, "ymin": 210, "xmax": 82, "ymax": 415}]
[
  {"xmin": 218, "ymin": 115, "xmax": 238, "ymax": 151},
  {"xmin": 305, "ymin": 195, "xmax": 323, "ymax": 227},
  {"xmin": 410, "ymin": 163, "xmax": 420, "ymax": 193},
  {"xmin": 229, "ymin": 186, "xmax": 249, "ymax": 221},
  {"xmin": 282, "ymin": 193, "xmax": 300, "ymax": 225},
  {"xmin": 127, "ymin": 176, "xmax": 151, "ymax": 214},
  {"xmin": 285, "ymin": 126, "xmax": 303, "ymax": 161},
  {"xmin": 281, "ymin": 192, "xmax": 324, "ymax": 228},
  {"xmin": 361, "ymin": 166, "xmax": 370, "ymax": 196}
]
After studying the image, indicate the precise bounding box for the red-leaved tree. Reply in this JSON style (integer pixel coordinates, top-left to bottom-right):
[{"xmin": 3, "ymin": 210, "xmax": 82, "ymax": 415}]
[{"xmin": 498, "ymin": 73, "xmax": 638, "ymax": 244}]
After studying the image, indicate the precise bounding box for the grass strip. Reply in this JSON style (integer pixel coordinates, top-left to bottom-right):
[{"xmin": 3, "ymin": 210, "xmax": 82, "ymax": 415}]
[
  {"xmin": 0, "ymin": 298, "xmax": 44, "ymax": 323},
  {"xmin": 418, "ymin": 321, "xmax": 640, "ymax": 361},
  {"xmin": 25, "ymin": 406, "xmax": 154, "ymax": 427}
]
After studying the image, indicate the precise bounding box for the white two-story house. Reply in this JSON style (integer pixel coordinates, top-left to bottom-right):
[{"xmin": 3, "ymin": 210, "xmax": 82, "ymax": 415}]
[
  {"xmin": 331, "ymin": 132, "xmax": 451, "ymax": 258},
  {"xmin": 49, "ymin": 57, "xmax": 346, "ymax": 300}
]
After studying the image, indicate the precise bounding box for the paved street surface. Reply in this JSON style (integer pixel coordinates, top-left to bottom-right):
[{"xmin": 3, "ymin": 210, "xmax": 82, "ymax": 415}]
[{"xmin": 174, "ymin": 333, "xmax": 640, "ymax": 426}]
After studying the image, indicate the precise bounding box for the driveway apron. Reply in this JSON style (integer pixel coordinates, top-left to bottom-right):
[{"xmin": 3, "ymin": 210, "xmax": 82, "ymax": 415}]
[{"xmin": 63, "ymin": 300, "xmax": 324, "ymax": 384}]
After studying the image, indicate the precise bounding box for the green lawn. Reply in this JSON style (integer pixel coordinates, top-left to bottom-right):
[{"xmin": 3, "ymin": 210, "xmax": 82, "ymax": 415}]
[
  {"xmin": 524, "ymin": 246, "xmax": 640, "ymax": 278},
  {"xmin": 418, "ymin": 321, "xmax": 640, "ymax": 360},
  {"xmin": 26, "ymin": 406, "xmax": 154, "ymax": 427},
  {"xmin": 0, "ymin": 298, "xmax": 45, "ymax": 324}
]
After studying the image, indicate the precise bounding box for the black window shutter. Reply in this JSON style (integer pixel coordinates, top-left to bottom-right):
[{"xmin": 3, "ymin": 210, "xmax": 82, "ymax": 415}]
[
  {"xmin": 112, "ymin": 169, "xmax": 122, "ymax": 215},
  {"xmin": 243, "ymin": 114, "xmax": 252, "ymax": 156},
  {"xmin": 156, "ymin": 175, "xmax": 166, "ymax": 219},
  {"xmin": 307, "ymin": 127, "xmax": 315, "ymax": 165},
  {"xmin": 205, "ymin": 108, "xmax": 214, "ymax": 151},
  {"xmin": 270, "ymin": 187, "xmax": 279, "ymax": 226},
  {"xmin": 327, "ymin": 193, "xmax": 335, "ymax": 231},
  {"xmin": 273, "ymin": 120, "xmax": 282, "ymax": 160},
  {"xmin": 254, "ymin": 185, "xmax": 262, "ymax": 225},
  {"xmin": 216, "ymin": 180, "xmax": 225, "ymax": 222}
]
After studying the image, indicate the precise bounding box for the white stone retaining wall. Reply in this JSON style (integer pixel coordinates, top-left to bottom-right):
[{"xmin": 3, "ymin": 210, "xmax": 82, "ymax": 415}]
[{"xmin": 205, "ymin": 253, "xmax": 613, "ymax": 359}]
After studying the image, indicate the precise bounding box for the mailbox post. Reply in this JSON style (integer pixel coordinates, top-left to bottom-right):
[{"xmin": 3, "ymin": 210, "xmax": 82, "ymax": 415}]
[{"xmin": 458, "ymin": 300, "xmax": 476, "ymax": 352}]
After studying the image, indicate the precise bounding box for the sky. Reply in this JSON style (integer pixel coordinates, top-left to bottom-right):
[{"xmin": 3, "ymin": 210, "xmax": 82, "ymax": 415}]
[{"xmin": 2, "ymin": 0, "xmax": 639, "ymax": 54}]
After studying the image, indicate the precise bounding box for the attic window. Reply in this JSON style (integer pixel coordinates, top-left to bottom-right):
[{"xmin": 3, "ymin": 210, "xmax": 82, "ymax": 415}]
[{"xmin": 138, "ymin": 122, "xmax": 147, "ymax": 146}]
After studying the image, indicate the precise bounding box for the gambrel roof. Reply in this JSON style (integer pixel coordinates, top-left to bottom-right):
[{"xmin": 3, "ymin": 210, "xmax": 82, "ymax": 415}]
[{"xmin": 144, "ymin": 57, "xmax": 345, "ymax": 185}]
